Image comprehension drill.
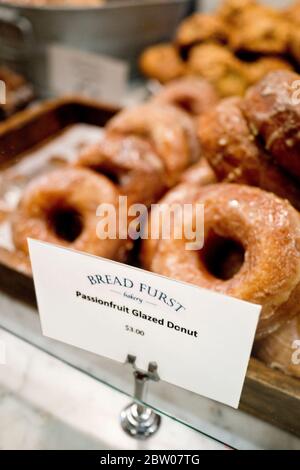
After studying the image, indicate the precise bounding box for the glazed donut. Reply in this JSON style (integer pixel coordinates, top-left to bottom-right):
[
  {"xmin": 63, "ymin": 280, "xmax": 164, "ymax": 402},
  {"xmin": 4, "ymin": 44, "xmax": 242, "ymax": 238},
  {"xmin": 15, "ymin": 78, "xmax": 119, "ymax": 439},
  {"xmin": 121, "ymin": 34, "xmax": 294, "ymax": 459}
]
[
  {"xmin": 175, "ymin": 13, "xmax": 229, "ymax": 51},
  {"xmin": 139, "ymin": 43, "xmax": 185, "ymax": 83},
  {"xmin": 187, "ymin": 43, "xmax": 249, "ymax": 97},
  {"xmin": 228, "ymin": 5, "xmax": 289, "ymax": 55},
  {"xmin": 180, "ymin": 159, "xmax": 217, "ymax": 186},
  {"xmin": 198, "ymin": 97, "xmax": 260, "ymax": 185},
  {"xmin": 151, "ymin": 77, "xmax": 219, "ymax": 117},
  {"xmin": 75, "ymin": 133, "xmax": 166, "ymax": 206},
  {"xmin": 242, "ymin": 70, "xmax": 300, "ymax": 181},
  {"xmin": 12, "ymin": 167, "xmax": 130, "ymax": 261},
  {"xmin": 198, "ymin": 96, "xmax": 300, "ymax": 211},
  {"xmin": 107, "ymin": 103, "xmax": 200, "ymax": 186},
  {"xmin": 255, "ymin": 315, "xmax": 300, "ymax": 379},
  {"xmin": 142, "ymin": 183, "xmax": 300, "ymax": 339}
]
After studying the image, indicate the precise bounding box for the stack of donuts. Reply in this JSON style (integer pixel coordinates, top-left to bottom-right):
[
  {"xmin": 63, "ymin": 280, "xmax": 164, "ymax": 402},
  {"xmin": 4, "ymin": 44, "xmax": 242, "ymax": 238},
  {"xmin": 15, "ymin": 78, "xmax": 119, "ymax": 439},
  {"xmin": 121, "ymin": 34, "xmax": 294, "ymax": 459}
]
[
  {"xmin": 12, "ymin": 69, "xmax": 300, "ymax": 381},
  {"xmin": 140, "ymin": 0, "xmax": 300, "ymax": 98},
  {"xmin": 11, "ymin": 79, "xmax": 208, "ymax": 269},
  {"xmin": 141, "ymin": 70, "xmax": 300, "ymax": 380}
]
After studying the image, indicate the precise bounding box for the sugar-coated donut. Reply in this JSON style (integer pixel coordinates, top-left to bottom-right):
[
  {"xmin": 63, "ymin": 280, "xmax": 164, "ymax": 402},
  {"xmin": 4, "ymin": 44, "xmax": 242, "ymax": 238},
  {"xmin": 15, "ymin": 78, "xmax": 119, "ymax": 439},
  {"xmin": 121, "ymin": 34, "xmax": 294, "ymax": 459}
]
[
  {"xmin": 142, "ymin": 183, "xmax": 300, "ymax": 339},
  {"xmin": 12, "ymin": 167, "xmax": 131, "ymax": 261},
  {"xmin": 75, "ymin": 133, "xmax": 166, "ymax": 206},
  {"xmin": 198, "ymin": 96, "xmax": 300, "ymax": 211},
  {"xmin": 180, "ymin": 159, "xmax": 217, "ymax": 186},
  {"xmin": 151, "ymin": 77, "xmax": 219, "ymax": 117},
  {"xmin": 242, "ymin": 70, "xmax": 300, "ymax": 181},
  {"xmin": 255, "ymin": 315, "xmax": 300, "ymax": 379},
  {"xmin": 107, "ymin": 103, "xmax": 200, "ymax": 186}
]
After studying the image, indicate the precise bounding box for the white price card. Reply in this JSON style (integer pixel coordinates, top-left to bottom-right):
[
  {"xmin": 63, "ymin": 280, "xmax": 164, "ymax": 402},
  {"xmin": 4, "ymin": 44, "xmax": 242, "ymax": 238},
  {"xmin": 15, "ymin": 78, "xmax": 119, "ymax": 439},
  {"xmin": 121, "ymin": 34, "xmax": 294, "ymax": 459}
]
[
  {"xmin": 48, "ymin": 45, "xmax": 128, "ymax": 105},
  {"xmin": 29, "ymin": 239, "xmax": 261, "ymax": 409}
]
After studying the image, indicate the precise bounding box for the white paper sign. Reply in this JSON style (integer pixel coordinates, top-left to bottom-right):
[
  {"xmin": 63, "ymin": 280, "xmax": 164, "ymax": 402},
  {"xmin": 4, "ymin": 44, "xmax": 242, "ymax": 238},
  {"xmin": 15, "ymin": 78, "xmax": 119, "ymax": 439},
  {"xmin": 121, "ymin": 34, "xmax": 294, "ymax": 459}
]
[
  {"xmin": 48, "ymin": 45, "xmax": 128, "ymax": 105},
  {"xmin": 29, "ymin": 239, "xmax": 261, "ymax": 408}
]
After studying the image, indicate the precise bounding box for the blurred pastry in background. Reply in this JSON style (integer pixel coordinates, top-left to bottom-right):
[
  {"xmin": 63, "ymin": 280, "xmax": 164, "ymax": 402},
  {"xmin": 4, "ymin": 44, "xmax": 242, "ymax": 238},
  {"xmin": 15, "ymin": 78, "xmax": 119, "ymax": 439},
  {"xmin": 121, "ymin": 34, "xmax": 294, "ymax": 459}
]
[
  {"xmin": 247, "ymin": 57, "xmax": 292, "ymax": 85},
  {"xmin": 217, "ymin": 0, "xmax": 257, "ymax": 25},
  {"xmin": 187, "ymin": 43, "xmax": 248, "ymax": 97},
  {"xmin": 0, "ymin": 66, "xmax": 33, "ymax": 120},
  {"xmin": 228, "ymin": 5, "xmax": 289, "ymax": 55},
  {"xmin": 139, "ymin": 0, "xmax": 299, "ymax": 97},
  {"xmin": 139, "ymin": 43, "xmax": 185, "ymax": 84},
  {"xmin": 175, "ymin": 13, "xmax": 229, "ymax": 53},
  {"xmin": 151, "ymin": 76, "xmax": 219, "ymax": 117}
]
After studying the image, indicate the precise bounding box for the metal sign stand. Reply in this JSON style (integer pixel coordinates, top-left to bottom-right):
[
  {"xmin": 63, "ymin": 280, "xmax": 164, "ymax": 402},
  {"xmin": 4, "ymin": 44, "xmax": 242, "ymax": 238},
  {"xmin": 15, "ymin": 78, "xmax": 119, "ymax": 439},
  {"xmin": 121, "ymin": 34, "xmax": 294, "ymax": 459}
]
[{"xmin": 120, "ymin": 354, "xmax": 161, "ymax": 439}]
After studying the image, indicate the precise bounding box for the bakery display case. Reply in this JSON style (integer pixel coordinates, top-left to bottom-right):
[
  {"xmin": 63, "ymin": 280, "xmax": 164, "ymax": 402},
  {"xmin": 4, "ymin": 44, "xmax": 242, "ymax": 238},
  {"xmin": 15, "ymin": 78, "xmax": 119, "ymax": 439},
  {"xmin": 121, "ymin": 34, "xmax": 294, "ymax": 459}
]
[{"xmin": 0, "ymin": 0, "xmax": 300, "ymax": 451}]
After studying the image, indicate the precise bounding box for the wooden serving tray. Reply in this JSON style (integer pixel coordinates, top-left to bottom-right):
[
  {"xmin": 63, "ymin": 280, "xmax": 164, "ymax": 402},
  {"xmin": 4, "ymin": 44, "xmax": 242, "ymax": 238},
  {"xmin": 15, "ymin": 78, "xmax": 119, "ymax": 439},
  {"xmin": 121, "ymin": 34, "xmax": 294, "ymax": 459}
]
[{"xmin": 0, "ymin": 97, "xmax": 299, "ymax": 438}]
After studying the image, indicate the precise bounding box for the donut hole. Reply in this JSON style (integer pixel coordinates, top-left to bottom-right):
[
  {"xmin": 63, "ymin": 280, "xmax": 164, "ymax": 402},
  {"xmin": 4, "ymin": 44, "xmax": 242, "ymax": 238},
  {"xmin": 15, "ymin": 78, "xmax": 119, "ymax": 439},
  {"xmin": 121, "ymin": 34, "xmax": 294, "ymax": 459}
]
[
  {"xmin": 87, "ymin": 166, "xmax": 120, "ymax": 185},
  {"xmin": 47, "ymin": 206, "xmax": 83, "ymax": 242},
  {"xmin": 172, "ymin": 98, "xmax": 196, "ymax": 114},
  {"xmin": 200, "ymin": 231, "xmax": 245, "ymax": 280}
]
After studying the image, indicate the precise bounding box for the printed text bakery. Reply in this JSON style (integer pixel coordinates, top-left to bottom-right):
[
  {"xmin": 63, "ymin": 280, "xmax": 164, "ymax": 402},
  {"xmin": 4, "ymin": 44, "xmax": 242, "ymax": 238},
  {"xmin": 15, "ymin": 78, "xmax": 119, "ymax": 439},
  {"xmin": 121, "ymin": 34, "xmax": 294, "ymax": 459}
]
[{"xmin": 87, "ymin": 273, "xmax": 186, "ymax": 313}]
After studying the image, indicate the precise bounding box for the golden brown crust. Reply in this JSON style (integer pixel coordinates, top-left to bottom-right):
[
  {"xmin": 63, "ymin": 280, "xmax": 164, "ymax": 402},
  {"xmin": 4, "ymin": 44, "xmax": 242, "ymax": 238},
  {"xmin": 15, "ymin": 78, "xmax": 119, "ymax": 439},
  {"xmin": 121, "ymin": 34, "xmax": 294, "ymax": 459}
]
[
  {"xmin": 255, "ymin": 315, "xmax": 300, "ymax": 379},
  {"xmin": 180, "ymin": 158, "xmax": 217, "ymax": 186},
  {"xmin": 176, "ymin": 13, "xmax": 229, "ymax": 50},
  {"xmin": 12, "ymin": 167, "xmax": 131, "ymax": 261},
  {"xmin": 151, "ymin": 77, "xmax": 219, "ymax": 117},
  {"xmin": 242, "ymin": 70, "xmax": 300, "ymax": 181},
  {"xmin": 75, "ymin": 133, "xmax": 166, "ymax": 207},
  {"xmin": 198, "ymin": 97, "xmax": 261, "ymax": 184},
  {"xmin": 139, "ymin": 43, "xmax": 185, "ymax": 84},
  {"xmin": 187, "ymin": 43, "xmax": 249, "ymax": 97},
  {"xmin": 228, "ymin": 5, "xmax": 290, "ymax": 55},
  {"xmin": 107, "ymin": 103, "xmax": 200, "ymax": 186},
  {"xmin": 247, "ymin": 57, "xmax": 293, "ymax": 85},
  {"xmin": 217, "ymin": 0, "xmax": 258, "ymax": 25},
  {"xmin": 142, "ymin": 183, "xmax": 300, "ymax": 339},
  {"xmin": 198, "ymin": 95, "xmax": 300, "ymax": 210}
]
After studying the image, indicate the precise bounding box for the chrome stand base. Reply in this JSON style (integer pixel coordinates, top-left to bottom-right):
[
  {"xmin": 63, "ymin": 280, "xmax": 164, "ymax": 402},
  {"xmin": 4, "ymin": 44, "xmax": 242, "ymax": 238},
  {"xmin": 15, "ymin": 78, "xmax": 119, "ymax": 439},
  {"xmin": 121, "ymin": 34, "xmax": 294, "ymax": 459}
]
[{"xmin": 120, "ymin": 402, "xmax": 161, "ymax": 439}]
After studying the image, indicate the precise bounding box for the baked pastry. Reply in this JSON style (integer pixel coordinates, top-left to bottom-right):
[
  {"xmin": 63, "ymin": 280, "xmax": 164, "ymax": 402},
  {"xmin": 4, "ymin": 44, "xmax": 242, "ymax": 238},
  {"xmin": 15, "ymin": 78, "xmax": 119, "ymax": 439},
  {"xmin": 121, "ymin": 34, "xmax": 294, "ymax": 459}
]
[
  {"xmin": 139, "ymin": 44, "xmax": 185, "ymax": 83},
  {"xmin": 242, "ymin": 70, "xmax": 300, "ymax": 181},
  {"xmin": 187, "ymin": 43, "xmax": 249, "ymax": 97},
  {"xmin": 12, "ymin": 167, "xmax": 131, "ymax": 261},
  {"xmin": 176, "ymin": 13, "xmax": 229, "ymax": 52},
  {"xmin": 142, "ymin": 183, "xmax": 300, "ymax": 339},
  {"xmin": 75, "ymin": 133, "xmax": 166, "ymax": 206},
  {"xmin": 151, "ymin": 76, "xmax": 219, "ymax": 117},
  {"xmin": 228, "ymin": 5, "xmax": 290, "ymax": 55},
  {"xmin": 217, "ymin": 0, "xmax": 258, "ymax": 25},
  {"xmin": 247, "ymin": 57, "xmax": 292, "ymax": 85},
  {"xmin": 107, "ymin": 103, "xmax": 200, "ymax": 185},
  {"xmin": 198, "ymin": 96, "xmax": 300, "ymax": 210},
  {"xmin": 255, "ymin": 315, "xmax": 300, "ymax": 379},
  {"xmin": 284, "ymin": 0, "xmax": 300, "ymax": 25},
  {"xmin": 180, "ymin": 158, "xmax": 217, "ymax": 186}
]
